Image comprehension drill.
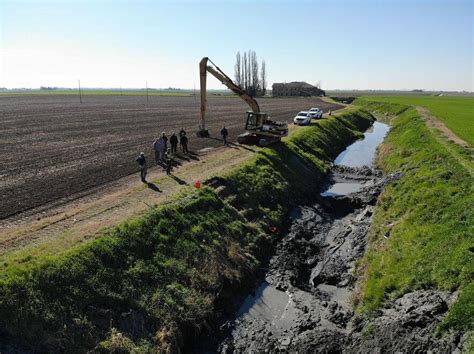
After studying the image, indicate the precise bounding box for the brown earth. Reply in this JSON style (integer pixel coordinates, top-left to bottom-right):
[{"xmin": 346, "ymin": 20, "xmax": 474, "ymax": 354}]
[{"xmin": 0, "ymin": 94, "xmax": 343, "ymax": 220}]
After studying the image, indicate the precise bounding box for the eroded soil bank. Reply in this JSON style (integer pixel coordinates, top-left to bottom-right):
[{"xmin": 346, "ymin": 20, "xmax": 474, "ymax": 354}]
[{"xmin": 209, "ymin": 121, "xmax": 465, "ymax": 352}]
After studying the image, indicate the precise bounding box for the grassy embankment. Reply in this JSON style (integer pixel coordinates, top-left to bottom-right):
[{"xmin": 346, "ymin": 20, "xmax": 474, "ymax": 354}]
[
  {"xmin": 0, "ymin": 108, "xmax": 374, "ymax": 351},
  {"xmin": 354, "ymin": 97, "xmax": 473, "ymax": 335},
  {"xmin": 358, "ymin": 96, "xmax": 474, "ymax": 145}
]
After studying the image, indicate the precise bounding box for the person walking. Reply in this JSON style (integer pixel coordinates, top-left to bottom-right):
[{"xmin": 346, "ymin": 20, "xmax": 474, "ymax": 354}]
[
  {"xmin": 161, "ymin": 132, "xmax": 168, "ymax": 151},
  {"xmin": 220, "ymin": 126, "xmax": 229, "ymax": 146},
  {"xmin": 164, "ymin": 149, "xmax": 173, "ymax": 175},
  {"xmin": 170, "ymin": 133, "xmax": 178, "ymax": 153},
  {"xmin": 135, "ymin": 152, "xmax": 147, "ymax": 183},
  {"xmin": 180, "ymin": 134, "xmax": 188, "ymax": 153}
]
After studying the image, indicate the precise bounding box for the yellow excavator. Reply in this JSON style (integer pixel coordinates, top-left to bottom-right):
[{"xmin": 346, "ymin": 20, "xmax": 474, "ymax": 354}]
[{"xmin": 196, "ymin": 57, "xmax": 288, "ymax": 146}]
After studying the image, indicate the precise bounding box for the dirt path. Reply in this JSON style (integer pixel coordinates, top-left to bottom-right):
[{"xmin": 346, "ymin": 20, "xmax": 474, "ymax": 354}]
[
  {"xmin": 417, "ymin": 106, "xmax": 474, "ymax": 176},
  {"xmin": 0, "ymin": 142, "xmax": 260, "ymax": 264}
]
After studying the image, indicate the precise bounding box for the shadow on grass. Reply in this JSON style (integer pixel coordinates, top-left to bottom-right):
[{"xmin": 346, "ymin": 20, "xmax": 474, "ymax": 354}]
[
  {"xmin": 169, "ymin": 174, "xmax": 188, "ymax": 185},
  {"xmin": 206, "ymin": 136, "xmax": 259, "ymax": 153},
  {"xmin": 147, "ymin": 182, "xmax": 162, "ymax": 192},
  {"xmin": 174, "ymin": 151, "xmax": 200, "ymax": 162}
]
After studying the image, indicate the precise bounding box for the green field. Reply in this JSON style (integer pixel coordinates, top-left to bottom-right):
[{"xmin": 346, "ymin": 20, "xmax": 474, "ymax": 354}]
[
  {"xmin": 358, "ymin": 96, "xmax": 474, "ymax": 145},
  {"xmin": 355, "ymin": 98, "xmax": 474, "ymax": 334}
]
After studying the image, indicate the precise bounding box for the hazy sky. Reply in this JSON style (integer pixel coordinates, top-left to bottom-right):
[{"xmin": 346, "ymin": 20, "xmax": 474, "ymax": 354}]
[{"xmin": 1, "ymin": 0, "xmax": 473, "ymax": 91}]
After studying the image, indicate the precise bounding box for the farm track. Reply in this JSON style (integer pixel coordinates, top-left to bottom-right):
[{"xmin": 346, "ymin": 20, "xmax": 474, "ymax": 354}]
[
  {"xmin": 0, "ymin": 144, "xmax": 256, "ymax": 259},
  {"xmin": 416, "ymin": 106, "xmax": 474, "ymax": 176},
  {"xmin": 0, "ymin": 95, "xmax": 343, "ymax": 220}
]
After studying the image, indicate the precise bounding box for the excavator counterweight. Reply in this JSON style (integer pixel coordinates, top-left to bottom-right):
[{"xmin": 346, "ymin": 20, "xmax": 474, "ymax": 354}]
[{"xmin": 197, "ymin": 57, "xmax": 288, "ymax": 145}]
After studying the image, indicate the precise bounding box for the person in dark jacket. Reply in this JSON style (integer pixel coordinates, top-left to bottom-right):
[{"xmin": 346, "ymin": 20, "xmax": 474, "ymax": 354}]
[
  {"xmin": 220, "ymin": 126, "xmax": 229, "ymax": 145},
  {"xmin": 170, "ymin": 133, "xmax": 178, "ymax": 153},
  {"xmin": 180, "ymin": 134, "xmax": 188, "ymax": 153},
  {"xmin": 135, "ymin": 152, "xmax": 147, "ymax": 182},
  {"xmin": 161, "ymin": 132, "xmax": 168, "ymax": 151},
  {"xmin": 179, "ymin": 128, "xmax": 186, "ymax": 139}
]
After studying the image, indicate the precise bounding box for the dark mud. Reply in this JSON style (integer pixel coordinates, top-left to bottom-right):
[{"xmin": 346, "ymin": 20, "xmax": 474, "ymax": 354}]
[
  {"xmin": 215, "ymin": 166, "xmax": 463, "ymax": 353},
  {"xmin": 209, "ymin": 121, "xmax": 465, "ymax": 353}
]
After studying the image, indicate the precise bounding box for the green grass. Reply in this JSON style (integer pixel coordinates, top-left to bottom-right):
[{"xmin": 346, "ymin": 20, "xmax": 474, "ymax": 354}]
[
  {"xmin": 0, "ymin": 108, "xmax": 374, "ymax": 351},
  {"xmin": 357, "ymin": 96, "xmax": 474, "ymax": 145},
  {"xmin": 0, "ymin": 189, "xmax": 268, "ymax": 351},
  {"xmin": 355, "ymin": 100, "xmax": 474, "ymax": 334}
]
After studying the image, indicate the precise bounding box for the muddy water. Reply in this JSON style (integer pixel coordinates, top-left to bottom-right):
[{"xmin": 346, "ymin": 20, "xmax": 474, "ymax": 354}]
[
  {"xmin": 334, "ymin": 121, "xmax": 390, "ymax": 168},
  {"xmin": 320, "ymin": 182, "xmax": 362, "ymax": 197},
  {"xmin": 212, "ymin": 120, "xmax": 460, "ymax": 352},
  {"xmin": 320, "ymin": 121, "xmax": 388, "ymax": 198}
]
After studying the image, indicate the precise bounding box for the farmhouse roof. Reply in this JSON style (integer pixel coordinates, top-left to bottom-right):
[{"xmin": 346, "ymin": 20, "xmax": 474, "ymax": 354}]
[{"xmin": 272, "ymin": 81, "xmax": 316, "ymax": 88}]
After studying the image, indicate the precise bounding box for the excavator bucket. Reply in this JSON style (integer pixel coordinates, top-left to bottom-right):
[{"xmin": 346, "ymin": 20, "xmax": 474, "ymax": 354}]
[{"xmin": 196, "ymin": 127, "xmax": 209, "ymax": 138}]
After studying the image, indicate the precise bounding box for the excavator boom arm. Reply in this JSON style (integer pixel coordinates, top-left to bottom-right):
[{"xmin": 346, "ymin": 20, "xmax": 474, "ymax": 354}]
[{"xmin": 200, "ymin": 57, "xmax": 260, "ymax": 130}]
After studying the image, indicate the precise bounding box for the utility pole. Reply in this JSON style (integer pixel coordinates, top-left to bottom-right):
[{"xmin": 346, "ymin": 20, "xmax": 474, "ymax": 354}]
[
  {"xmin": 146, "ymin": 81, "xmax": 149, "ymax": 104},
  {"xmin": 78, "ymin": 79, "xmax": 83, "ymax": 104}
]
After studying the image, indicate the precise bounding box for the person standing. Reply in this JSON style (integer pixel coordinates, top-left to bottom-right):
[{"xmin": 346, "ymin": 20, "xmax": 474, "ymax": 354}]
[
  {"xmin": 179, "ymin": 128, "xmax": 186, "ymax": 139},
  {"xmin": 164, "ymin": 149, "xmax": 173, "ymax": 175},
  {"xmin": 135, "ymin": 152, "xmax": 147, "ymax": 183},
  {"xmin": 153, "ymin": 137, "xmax": 165, "ymax": 163},
  {"xmin": 180, "ymin": 134, "xmax": 188, "ymax": 153},
  {"xmin": 170, "ymin": 133, "xmax": 178, "ymax": 153},
  {"xmin": 162, "ymin": 132, "xmax": 168, "ymax": 151},
  {"xmin": 152, "ymin": 138, "xmax": 160, "ymax": 164},
  {"xmin": 220, "ymin": 126, "xmax": 229, "ymax": 146}
]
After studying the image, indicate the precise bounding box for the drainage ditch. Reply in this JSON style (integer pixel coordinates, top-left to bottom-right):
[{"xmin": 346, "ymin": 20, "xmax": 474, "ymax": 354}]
[{"xmin": 198, "ymin": 120, "xmax": 463, "ymax": 352}]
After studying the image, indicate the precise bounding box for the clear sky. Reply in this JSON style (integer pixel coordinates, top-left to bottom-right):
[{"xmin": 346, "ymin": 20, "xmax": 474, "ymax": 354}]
[{"xmin": 0, "ymin": 0, "xmax": 472, "ymax": 91}]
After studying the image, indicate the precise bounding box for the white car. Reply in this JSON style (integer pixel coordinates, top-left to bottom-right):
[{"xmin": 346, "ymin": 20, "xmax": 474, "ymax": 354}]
[
  {"xmin": 293, "ymin": 111, "xmax": 311, "ymax": 126},
  {"xmin": 308, "ymin": 107, "xmax": 323, "ymax": 119}
]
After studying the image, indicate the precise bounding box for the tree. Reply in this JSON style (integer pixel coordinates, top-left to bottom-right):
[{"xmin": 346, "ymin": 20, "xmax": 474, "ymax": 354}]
[
  {"xmin": 235, "ymin": 52, "xmax": 242, "ymax": 87},
  {"xmin": 242, "ymin": 52, "xmax": 248, "ymax": 91},
  {"xmin": 250, "ymin": 51, "xmax": 259, "ymax": 97},
  {"xmin": 234, "ymin": 50, "xmax": 266, "ymax": 97},
  {"xmin": 260, "ymin": 60, "xmax": 267, "ymax": 96}
]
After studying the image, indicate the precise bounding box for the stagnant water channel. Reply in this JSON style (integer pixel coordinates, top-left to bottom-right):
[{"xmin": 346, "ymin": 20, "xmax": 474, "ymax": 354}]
[
  {"xmin": 196, "ymin": 120, "xmax": 462, "ymax": 352},
  {"xmin": 195, "ymin": 120, "xmax": 389, "ymax": 352}
]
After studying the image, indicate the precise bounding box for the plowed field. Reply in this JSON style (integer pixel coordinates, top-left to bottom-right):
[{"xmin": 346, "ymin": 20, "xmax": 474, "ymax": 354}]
[{"xmin": 0, "ymin": 94, "xmax": 342, "ymax": 219}]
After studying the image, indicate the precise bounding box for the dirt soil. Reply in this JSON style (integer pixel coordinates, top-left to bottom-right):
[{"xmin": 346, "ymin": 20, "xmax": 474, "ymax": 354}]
[
  {"xmin": 212, "ymin": 164, "xmax": 465, "ymax": 353},
  {"xmin": 0, "ymin": 94, "xmax": 342, "ymax": 220}
]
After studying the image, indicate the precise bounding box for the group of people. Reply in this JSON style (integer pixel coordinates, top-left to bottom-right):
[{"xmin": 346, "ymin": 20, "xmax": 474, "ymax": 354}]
[
  {"xmin": 153, "ymin": 128, "xmax": 189, "ymax": 161},
  {"xmin": 136, "ymin": 128, "xmax": 189, "ymax": 182},
  {"xmin": 136, "ymin": 126, "xmax": 230, "ymax": 183}
]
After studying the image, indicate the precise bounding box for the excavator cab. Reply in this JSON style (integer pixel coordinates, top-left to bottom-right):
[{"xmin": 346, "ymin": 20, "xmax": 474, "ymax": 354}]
[
  {"xmin": 237, "ymin": 111, "xmax": 288, "ymax": 146},
  {"xmin": 245, "ymin": 111, "xmax": 267, "ymax": 131}
]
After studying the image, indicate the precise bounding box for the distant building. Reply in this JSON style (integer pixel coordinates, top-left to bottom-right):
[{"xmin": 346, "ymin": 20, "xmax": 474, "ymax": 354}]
[{"xmin": 272, "ymin": 82, "xmax": 325, "ymax": 97}]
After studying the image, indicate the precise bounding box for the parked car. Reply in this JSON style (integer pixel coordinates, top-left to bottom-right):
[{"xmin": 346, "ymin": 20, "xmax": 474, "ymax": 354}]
[
  {"xmin": 293, "ymin": 111, "xmax": 311, "ymax": 126},
  {"xmin": 308, "ymin": 107, "xmax": 323, "ymax": 119}
]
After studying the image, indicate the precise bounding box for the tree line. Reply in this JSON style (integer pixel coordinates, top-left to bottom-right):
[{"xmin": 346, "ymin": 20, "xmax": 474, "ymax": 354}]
[{"xmin": 234, "ymin": 50, "xmax": 267, "ymax": 97}]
